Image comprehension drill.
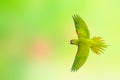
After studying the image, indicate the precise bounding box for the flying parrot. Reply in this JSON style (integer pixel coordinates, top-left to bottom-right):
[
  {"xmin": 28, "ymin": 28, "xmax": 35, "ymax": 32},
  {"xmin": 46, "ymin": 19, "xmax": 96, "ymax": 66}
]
[{"xmin": 70, "ymin": 15, "xmax": 107, "ymax": 72}]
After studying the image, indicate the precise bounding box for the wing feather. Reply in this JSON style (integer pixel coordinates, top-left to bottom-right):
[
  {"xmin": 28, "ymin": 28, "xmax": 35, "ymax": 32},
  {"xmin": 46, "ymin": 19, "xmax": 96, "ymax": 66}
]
[
  {"xmin": 71, "ymin": 15, "xmax": 90, "ymax": 71},
  {"xmin": 71, "ymin": 45, "xmax": 89, "ymax": 71},
  {"xmin": 72, "ymin": 15, "xmax": 90, "ymax": 39}
]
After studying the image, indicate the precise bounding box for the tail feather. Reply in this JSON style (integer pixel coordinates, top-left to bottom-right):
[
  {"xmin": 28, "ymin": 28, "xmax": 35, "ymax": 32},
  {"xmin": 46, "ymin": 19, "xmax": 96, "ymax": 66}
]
[{"xmin": 90, "ymin": 36, "xmax": 107, "ymax": 55}]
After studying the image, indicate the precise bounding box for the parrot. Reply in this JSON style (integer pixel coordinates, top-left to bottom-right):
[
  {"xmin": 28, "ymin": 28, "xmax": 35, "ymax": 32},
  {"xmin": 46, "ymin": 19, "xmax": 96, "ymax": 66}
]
[{"xmin": 70, "ymin": 14, "xmax": 107, "ymax": 72}]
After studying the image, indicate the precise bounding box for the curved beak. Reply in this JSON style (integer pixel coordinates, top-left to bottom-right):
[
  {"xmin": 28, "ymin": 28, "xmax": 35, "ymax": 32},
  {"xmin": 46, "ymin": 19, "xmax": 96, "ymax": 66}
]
[{"xmin": 70, "ymin": 40, "xmax": 74, "ymax": 44}]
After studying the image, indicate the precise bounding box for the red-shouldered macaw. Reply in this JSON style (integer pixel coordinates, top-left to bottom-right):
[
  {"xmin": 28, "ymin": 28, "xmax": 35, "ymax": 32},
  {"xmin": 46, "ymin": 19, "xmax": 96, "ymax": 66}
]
[{"xmin": 70, "ymin": 15, "xmax": 107, "ymax": 72}]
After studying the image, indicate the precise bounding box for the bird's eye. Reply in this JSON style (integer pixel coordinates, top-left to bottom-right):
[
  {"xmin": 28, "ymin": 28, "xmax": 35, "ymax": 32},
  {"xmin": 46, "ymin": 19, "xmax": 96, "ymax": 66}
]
[{"xmin": 70, "ymin": 40, "xmax": 74, "ymax": 44}]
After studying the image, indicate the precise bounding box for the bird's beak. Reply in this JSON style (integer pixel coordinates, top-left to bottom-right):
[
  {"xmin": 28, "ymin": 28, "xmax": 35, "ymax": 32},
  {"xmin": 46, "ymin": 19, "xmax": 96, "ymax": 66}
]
[{"xmin": 70, "ymin": 40, "xmax": 74, "ymax": 44}]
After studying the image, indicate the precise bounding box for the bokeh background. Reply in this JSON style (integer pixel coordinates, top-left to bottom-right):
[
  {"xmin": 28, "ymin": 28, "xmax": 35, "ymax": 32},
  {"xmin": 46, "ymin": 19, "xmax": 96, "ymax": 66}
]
[{"xmin": 0, "ymin": 0, "xmax": 120, "ymax": 80}]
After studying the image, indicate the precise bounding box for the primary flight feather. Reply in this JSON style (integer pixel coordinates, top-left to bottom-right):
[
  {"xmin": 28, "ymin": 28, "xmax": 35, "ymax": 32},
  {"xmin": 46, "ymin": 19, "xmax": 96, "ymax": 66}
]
[{"xmin": 70, "ymin": 15, "xmax": 107, "ymax": 72}]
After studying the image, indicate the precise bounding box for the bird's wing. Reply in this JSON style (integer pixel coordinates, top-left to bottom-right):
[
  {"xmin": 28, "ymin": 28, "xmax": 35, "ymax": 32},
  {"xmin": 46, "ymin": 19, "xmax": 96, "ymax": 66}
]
[
  {"xmin": 72, "ymin": 15, "xmax": 90, "ymax": 39},
  {"xmin": 71, "ymin": 45, "xmax": 89, "ymax": 71}
]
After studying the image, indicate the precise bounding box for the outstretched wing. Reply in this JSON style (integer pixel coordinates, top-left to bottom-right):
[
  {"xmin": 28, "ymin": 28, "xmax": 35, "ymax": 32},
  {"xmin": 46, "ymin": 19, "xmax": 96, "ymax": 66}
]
[
  {"xmin": 71, "ymin": 45, "xmax": 89, "ymax": 71},
  {"xmin": 71, "ymin": 15, "xmax": 90, "ymax": 71},
  {"xmin": 72, "ymin": 15, "xmax": 90, "ymax": 39}
]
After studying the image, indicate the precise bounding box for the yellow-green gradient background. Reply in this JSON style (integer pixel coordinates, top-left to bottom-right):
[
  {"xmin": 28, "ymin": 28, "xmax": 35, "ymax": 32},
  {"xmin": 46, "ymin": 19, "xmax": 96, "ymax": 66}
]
[{"xmin": 0, "ymin": 0, "xmax": 120, "ymax": 80}]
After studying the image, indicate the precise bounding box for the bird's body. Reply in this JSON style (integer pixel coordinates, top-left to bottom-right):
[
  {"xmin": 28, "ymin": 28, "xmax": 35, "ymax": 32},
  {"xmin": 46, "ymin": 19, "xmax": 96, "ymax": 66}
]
[{"xmin": 70, "ymin": 15, "xmax": 107, "ymax": 72}]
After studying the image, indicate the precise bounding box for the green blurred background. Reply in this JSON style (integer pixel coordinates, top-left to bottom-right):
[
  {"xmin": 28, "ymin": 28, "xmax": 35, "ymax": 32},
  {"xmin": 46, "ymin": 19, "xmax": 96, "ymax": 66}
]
[{"xmin": 0, "ymin": 0, "xmax": 120, "ymax": 80}]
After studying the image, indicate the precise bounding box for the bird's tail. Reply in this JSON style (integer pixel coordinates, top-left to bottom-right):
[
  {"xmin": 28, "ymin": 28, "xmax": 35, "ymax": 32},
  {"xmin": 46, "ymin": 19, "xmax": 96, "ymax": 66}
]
[{"xmin": 90, "ymin": 36, "xmax": 107, "ymax": 55}]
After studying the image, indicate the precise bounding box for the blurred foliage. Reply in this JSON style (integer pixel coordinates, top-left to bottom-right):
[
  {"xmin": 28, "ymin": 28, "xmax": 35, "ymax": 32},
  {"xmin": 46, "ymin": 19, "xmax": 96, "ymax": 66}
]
[{"xmin": 0, "ymin": 0, "xmax": 120, "ymax": 80}]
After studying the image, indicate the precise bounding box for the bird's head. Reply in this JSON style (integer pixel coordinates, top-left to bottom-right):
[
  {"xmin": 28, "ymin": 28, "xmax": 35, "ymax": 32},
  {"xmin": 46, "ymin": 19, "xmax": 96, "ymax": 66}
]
[{"xmin": 70, "ymin": 39, "xmax": 79, "ymax": 45}]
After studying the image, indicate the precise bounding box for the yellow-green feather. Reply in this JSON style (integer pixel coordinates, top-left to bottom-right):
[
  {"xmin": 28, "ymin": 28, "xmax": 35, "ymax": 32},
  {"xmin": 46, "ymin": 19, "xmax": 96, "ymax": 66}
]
[
  {"xmin": 71, "ymin": 45, "xmax": 90, "ymax": 71},
  {"xmin": 71, "ymin": 15, "xmax": 90, "ymax": 71},
  {"xmin": 72, "ymin": 15, "xmax": 90, "ymax": 39}
]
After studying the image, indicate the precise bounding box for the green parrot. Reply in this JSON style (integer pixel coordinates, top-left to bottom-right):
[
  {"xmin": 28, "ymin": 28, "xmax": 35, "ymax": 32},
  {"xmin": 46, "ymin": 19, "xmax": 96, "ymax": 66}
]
[{"xmin": 70, "ymin": 15, "xmax": 107, "ymax": 72}]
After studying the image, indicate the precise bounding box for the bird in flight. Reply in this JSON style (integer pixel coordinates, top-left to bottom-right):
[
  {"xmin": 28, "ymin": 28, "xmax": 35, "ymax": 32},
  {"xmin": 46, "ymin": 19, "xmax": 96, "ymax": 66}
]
[{"xmin": 70, "ymin": 15, "xmax": 107, "ymax": 72}]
